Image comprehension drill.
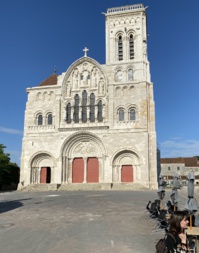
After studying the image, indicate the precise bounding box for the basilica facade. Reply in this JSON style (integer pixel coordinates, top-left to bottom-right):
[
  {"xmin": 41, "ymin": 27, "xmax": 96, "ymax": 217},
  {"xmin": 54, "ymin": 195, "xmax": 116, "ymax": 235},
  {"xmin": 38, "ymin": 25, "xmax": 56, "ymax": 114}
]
[{"xmin": 19, "ymin": 4, "xmax": 157, "ymax": 190}]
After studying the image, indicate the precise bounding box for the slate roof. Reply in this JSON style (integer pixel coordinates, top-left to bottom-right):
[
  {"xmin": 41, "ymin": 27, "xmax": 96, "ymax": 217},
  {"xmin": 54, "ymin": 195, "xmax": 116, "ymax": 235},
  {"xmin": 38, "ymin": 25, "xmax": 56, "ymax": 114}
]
[{"xmin": 38, "ymin": 73, "xmax": 57, "ymax": 86}]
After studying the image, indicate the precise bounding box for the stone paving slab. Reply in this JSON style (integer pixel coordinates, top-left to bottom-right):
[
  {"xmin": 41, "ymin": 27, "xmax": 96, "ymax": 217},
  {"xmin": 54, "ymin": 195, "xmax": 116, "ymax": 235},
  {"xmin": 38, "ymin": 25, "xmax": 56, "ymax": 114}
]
[{"xmin": 0, "ymin": 188, "xmax": 199, "ymax": 253}]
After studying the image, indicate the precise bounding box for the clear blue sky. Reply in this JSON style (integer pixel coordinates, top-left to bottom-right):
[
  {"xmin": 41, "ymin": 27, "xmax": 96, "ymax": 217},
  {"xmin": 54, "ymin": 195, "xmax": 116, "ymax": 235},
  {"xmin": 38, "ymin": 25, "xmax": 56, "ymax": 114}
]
[{"xmin": 0, "ymin": 0, "xmax": 199, "ymax": 166}]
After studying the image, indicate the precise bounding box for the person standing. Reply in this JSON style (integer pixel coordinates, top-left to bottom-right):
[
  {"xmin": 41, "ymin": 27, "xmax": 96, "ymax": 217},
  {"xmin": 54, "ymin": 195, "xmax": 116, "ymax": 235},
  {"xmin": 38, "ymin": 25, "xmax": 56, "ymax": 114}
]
[{"xmin": 165, "ymin": 211, "xmax": 190, "ymax": 253}]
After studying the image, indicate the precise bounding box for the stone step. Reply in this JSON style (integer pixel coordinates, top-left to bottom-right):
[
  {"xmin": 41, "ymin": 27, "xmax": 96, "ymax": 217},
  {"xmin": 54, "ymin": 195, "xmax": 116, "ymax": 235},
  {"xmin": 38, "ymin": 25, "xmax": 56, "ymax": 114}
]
[
  {"xmin": 58, "ymin": 183, "xmax": 111, "ymax": 191},
  {"xmin": 20, "ymin": 184, "xmax": 59, "ymax": 191},
  {"xmin": 19, "ymin": 182, "xmax": 148, "ymax": 192}
]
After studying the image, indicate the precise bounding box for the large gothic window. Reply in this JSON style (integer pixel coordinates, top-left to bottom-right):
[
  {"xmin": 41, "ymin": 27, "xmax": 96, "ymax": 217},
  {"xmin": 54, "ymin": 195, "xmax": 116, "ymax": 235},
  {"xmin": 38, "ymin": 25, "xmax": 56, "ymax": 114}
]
[
  {"xmin": 129, "ymin": 108, "xmax": 136, "ymax": 121},
  {"xmin": 66, "ymin": 103, "xmax": 71, "ymax": 123},
  {"xmin": 97, "ymin": 100, "xmax": 103, "ymax": 122},
  {"xmin": 82, "ymin": 90, "xmax": 87, "ymax": 123},
  {"xmin": 38, "ymin": 114, "xmax": 43, "ymax": 125},
  {"xmin": 118, "ymin": 35, "xmax": 123, "ymax": 61},
  {"xmin": 74, "ymin": 94, "xmax": 79, "ymax": 123},
  {"xmin": 129, "ymin": 34, "xmax": 134, "ymax": 59},
  {"xmin": 90, "ymin": 93, "xmax": 95, "ymax": 122},
  {"xmin": 47, "ymin": 113, "xmax": 53, "ymax": 125},
  {"xmin": 118, "ymin": 108, "xmax": 124, "ymax": 121}
]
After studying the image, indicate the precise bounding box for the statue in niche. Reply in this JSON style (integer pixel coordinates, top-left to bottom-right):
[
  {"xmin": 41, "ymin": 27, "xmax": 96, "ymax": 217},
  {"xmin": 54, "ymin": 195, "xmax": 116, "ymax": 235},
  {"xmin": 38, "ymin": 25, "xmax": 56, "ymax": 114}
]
[
  {"xmin": 91, "ymin": 68, "xmax": 99, "ymax": 87},
  {"xmin": 99, "ymin": 80, "xmax": 104, "ymax": 94},
  {"xmin": 66, "ymin": 81, "xmax": 71, "ymax": 97},
  {"xmin": 82, "ymin": 62, "xmax": 88, "ymax": 70},
  {"xmin": 73, "ymin": 69, "xmax": 79, "ymax": 89},
  {"xmin": 81, "ymin": 69, "xmax": 90, "ymax": 86},
  {"xmin": 116, "ymin": 70, "xmax": 122, "ymax": 82},
  {"xmin": 128, "ymin": 69, "xmax": 133, "ymax": 81}
]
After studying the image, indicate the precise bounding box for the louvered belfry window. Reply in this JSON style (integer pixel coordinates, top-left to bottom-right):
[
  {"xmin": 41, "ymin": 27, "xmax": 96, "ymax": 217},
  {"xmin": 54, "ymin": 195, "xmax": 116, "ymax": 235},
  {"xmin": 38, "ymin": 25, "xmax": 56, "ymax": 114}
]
[
  {"xmin": 118, "ymin": 36, "xmax": 123, "ymax": 61},
  {"xmin": 129, "ymin": 34, "xmax": 134, "ymax": 59}
]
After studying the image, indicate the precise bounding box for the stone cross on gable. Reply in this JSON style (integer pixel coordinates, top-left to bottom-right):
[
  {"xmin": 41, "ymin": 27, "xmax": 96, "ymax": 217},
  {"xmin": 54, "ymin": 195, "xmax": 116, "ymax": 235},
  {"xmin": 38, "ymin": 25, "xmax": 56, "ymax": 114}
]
[{"xmin": 83, "ymin": 47, "xmax": 89, "ymax": 57}]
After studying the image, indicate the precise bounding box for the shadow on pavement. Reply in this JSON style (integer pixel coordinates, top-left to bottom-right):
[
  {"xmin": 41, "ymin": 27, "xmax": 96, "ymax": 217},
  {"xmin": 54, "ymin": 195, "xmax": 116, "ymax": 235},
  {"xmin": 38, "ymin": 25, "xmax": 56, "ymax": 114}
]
[{"xmin": 0, "ymin": 198, "xmax": 31, "ymax": 213}]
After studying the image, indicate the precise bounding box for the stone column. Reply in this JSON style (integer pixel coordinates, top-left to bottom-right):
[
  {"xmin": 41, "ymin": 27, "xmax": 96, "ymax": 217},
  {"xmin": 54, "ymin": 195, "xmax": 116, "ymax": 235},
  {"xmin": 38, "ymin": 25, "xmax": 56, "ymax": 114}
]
[
  {"xmin": 118, "ymin": 165, "xmax": 121, "ymax": 182},
  {"xmin": 51, "ymin": 167, "xmax": 54, "ymax": 183},
  {"xmin": 71, "ymin": 107, "xmax": 74, "ymax": 122},
  {"xmin": 79, "ymin": 108, "xmax": 82, "ymax": 123},
  {"xmin": 98, "ymin": 157, "xmax": 103, "ymax": 183},
  {"xmin": 65, "ymin": 157, "xmax": 68, "ymax": 183},
  {"xmin": 37, "ymin": 167, "xmax": 40, "ymax": 184},
  {"xmin": 68, "ymin": 158, "xmax": 73, "ymax": 183},
  {"xmin": 87, "ymin": 106, "xmax": 90, "ymax": 123},
  {"xmin": 83, "ymin": 157, "xmax": 87, "ymax": 183},
  {"xmin": 95, "ymin": 105, "xmax": 98, "ymax": 122}
]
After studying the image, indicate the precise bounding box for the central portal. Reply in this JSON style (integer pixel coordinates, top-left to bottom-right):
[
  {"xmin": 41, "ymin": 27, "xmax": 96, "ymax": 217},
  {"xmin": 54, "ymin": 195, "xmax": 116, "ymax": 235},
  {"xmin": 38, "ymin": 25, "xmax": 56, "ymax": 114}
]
[{"xmin": 72, "ymin": 157, "xmax": 99, "ymax": 183}]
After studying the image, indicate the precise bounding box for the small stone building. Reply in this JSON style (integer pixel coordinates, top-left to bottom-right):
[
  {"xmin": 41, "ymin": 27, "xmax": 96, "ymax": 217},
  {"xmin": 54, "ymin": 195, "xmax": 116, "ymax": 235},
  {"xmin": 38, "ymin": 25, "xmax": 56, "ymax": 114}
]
[
  {"xmin": 19, "ymin": 4, "xmax": 157, "ymax": 190},
  {"xmin": 161, "ymin": 157, "xmax": 199, "ymax": 186}
]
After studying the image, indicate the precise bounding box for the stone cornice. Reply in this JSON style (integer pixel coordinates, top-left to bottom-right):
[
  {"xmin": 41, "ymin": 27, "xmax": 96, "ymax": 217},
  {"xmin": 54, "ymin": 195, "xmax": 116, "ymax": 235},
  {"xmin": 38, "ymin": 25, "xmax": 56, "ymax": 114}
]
[{"xmin": 58, "ymin": 126, "xmax": 109, "ymax": 131}]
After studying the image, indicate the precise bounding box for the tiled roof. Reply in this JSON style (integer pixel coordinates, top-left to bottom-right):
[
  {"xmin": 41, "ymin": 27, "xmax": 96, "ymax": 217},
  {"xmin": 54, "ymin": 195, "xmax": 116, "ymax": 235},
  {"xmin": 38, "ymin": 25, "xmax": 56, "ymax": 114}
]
[
  {"xmin": 38, "ymin": 73, "xmax": 57, "ymax": 86},
  {"xmin": 161, "ymin": 157, "xmax": 199, "ymax": 167}
]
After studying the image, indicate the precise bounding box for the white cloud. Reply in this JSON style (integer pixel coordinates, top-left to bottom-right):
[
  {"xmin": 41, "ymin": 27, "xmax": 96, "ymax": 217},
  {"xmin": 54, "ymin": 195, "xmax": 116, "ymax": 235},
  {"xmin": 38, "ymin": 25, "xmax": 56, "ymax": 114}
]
[
  {"xmin": 0, "ymin": 126, "xmax": 23, "ymax": 135},
  {"xmin": 160, "ymin": 138, "xmax": 199, "ymax": 158}
]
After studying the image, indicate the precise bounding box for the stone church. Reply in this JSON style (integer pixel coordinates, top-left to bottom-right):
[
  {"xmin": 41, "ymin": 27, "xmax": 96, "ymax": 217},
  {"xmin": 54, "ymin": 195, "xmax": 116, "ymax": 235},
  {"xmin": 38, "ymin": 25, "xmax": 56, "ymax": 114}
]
[{"xmin": 19, "ymin": 3, "xmax": 157, "ymax": 190}]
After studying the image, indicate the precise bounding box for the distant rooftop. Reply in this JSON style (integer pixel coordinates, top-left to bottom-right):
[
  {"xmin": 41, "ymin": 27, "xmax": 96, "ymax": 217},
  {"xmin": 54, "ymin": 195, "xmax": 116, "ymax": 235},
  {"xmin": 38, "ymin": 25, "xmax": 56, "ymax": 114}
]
[
  {"xmin": 161, "ymin": 157, "xmax": 199, "ymax": 167},
  {"xmin": 107, "ymin": 4, "xmax": 145, "ymax": 15}
]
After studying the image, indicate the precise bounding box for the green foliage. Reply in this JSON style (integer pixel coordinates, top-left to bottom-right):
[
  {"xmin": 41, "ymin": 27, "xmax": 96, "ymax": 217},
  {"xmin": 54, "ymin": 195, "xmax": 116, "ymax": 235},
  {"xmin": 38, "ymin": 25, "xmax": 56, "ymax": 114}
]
[{"xmin": 0, "ymin": 144, "xmax": 20, "ymax": 189}]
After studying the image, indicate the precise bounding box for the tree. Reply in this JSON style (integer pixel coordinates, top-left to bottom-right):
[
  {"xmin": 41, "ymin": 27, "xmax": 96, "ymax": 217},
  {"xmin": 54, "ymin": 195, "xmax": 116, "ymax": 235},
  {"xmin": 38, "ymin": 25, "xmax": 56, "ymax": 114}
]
[{"xmin": 0, "ymin": 144, "xmax": 20, "ymax": 190}]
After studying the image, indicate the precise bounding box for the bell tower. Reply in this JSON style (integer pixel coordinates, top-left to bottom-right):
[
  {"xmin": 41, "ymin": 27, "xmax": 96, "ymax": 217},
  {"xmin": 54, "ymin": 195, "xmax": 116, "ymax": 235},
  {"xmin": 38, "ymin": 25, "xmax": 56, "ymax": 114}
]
[{"xmin": 105, "ymin": 4, "xmax": 150, "ymax": 82}]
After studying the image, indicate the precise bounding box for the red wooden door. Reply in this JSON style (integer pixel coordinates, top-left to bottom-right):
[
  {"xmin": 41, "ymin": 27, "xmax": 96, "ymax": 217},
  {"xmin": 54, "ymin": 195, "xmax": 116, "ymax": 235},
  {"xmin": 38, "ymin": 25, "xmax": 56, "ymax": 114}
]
[
  {"xmin": 72, "ymin": 158, "xmax": 84, "ymax": 183},
  {"xmin": 87, "ymin": 157, "xmax": 99, "ymax": 183},
  {"xmin": 40, "ymin": 167, "xmax": 47, "ymax": 183},
  {"xmin": 121, "ymin": 165, "xmax": 133, "ymax": 182}
]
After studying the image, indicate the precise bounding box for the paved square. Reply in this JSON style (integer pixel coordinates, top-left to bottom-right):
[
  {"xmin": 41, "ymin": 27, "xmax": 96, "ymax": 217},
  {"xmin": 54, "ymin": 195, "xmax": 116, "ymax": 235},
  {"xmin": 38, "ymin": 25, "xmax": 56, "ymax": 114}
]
[{"xmin": 0, "ymin": 189, "xmax": 197, "ymax": 253}]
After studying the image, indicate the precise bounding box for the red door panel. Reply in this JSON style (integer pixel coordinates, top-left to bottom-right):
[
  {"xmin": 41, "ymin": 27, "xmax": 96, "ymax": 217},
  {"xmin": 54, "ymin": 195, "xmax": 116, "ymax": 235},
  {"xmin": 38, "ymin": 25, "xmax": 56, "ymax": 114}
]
[
  {"xmin": 87, "ymin": 157, "xmax": 99, "ymax": 183},
  {"xmin": 121, "ymin": 165, "xmax": 133, "ymax": 182},
  {"xmin": 72, "ymin": 158, "xmax": 84, "ymax": 183},
  {"xmin": 40, "ymin": 167, "xmax": 47, "ymax": 183}
]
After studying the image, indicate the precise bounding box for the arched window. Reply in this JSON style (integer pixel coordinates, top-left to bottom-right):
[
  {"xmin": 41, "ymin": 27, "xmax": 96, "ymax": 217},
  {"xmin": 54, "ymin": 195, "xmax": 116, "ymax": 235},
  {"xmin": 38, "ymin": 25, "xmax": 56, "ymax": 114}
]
[
  {"xmin": 128, "ymin": 69, "xmax": 133, "ymax": 81},
  {"xmin": 38, "ymin": 114, "xmax": 43, "ymax": 125},
  {"xmin": 47, "ymin": 113, "xmax": 53, "ymax": 125},
  {"xmin": 118, "ymin": 109, "xmax": 124, "ymax": 121},
  {"xmin": 90, "ymin": 93, "xmax": 95, "ymax": 122},
  {"xmin": 129, "ymin": 108, "xmax": 136, "ymax": 121},
  {"xmin": 66, "ymin": 103, "xmax": 71, "ymax": 124},
  {"xmin": 97, "ymin": 100, "xmax": 103, "ymax": 122},
  {"xmin": 74, "ymin": 94, "xmax": 79, "ymax": 123},
  {"xmin": 129, "ymin": 34, "xmax": 134, "ymax": 59},
  {"xmin": 82, "ymin": 90, "xmax": 87, "ymax": 123},
  {"xmin": 118, "ymin": 35, "xmax": 123, "ymax": 61}
]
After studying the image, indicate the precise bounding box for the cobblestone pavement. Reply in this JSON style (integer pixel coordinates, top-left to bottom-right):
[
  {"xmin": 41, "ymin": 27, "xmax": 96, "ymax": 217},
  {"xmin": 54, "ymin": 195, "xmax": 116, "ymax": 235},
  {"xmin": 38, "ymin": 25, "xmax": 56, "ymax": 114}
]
[{"xmin": 0, "ymin": 188, "xmax": 199, "ymax": 253}]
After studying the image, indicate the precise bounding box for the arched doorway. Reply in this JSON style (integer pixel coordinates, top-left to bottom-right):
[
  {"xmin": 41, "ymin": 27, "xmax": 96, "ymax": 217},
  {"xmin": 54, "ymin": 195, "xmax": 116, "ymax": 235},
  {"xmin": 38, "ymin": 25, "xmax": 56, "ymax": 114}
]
[
  {"xmin": 61, "ymin": 131, "xmax": 106, "ymax": 184},
  {"xmin": 112, "ymin": 149, "xmax": 141, "ymax": 183},
  {"xmin": 30, "ymin": 152, "xmax": 55, "ymax": 184}
]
